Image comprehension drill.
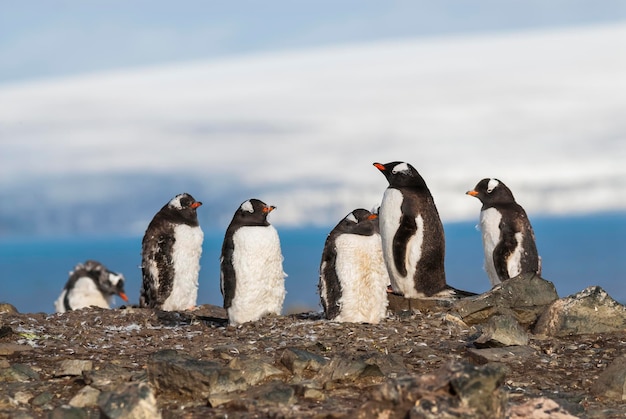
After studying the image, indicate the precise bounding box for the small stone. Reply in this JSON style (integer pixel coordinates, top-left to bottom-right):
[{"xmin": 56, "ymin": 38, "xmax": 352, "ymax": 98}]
[
  {"xmin": 83, "ymin": 364, "xmax": 132, "ymax": 392},
  {"xmin": 0, "ymin": 363, "xmax": 40, "ymax": 383},
  {"xmin": 69, "ymin": 385, "xmax": 101, "ymax": 408},
  {"xmin": 228, "ymin": 355, "xmax": 285, "ymax": 385},
  {"xmin": 247, "ymin": 381, "xmax": 296, "ymax": 405},
  {"xmin": 98, "ymin": 382, "xmax": 161, "ymax": 419},
  {"xmin": 0, "ymin": 394, "xmax": 17, "ymax": 409},
  {"xmin": 474, "ymin": 314, "xmax": 529, "ymax": 347},
  {"xmin": 31, "ymin": 391, "xmax": 53, "ymax": 407},
  {"xmin": 0, "ymin": 302, "xmax": 19, "ymax": 313},
  {"xmin": 0, "ymin": 343, "xmax": 33, "ymax": 355},
  {"xmin": 13, "ymin": 391, "xmax": 33, "ymax": 405},
  {"xmin": 280, "ymin": 347, "xmax": 328, "ymax": 375},
  {"xmin": 56, "ymin": 359, "xmax": 93, "ymax": 377}
]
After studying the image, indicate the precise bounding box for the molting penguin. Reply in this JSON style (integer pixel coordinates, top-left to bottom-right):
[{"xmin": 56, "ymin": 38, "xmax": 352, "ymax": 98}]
[
  {"xmin": 373, "ymin": 161, "xmax": 448, "ymax": 298},
  {"xmin": 319, "ymin": 208, "xmax": 389, "ymax": 323},
  {"xmin": 54, "ymin": 260, "xmax": 128, "ymax": 313},
  {"xmin": 467, "ymin": 178, "xmax": 541, "ymax": 286},
  {"xmin": 220, "ymin": 199, "xmax": 286, "ymax": 326},
  {"xmin": 140, "ymin": 193, "xmax": 203, "ymax": 311}
]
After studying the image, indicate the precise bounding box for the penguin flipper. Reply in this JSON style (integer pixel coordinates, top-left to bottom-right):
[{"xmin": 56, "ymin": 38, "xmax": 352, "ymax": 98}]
[
  {"xmin": 220, "ymin": 236, "xmax": 237, "ymax": 310},
  {"xmin": 141, "ymin": 234, "xmax": 176, "ymax": 308},
  {"xmin": 492, "ymin": 221, "xmax": 519, "ymax": 281},
  {"xmin": 319, "ymin": 243, "xmax": 342, "ymax": 320},
  {"xmin": 393, "ymin": 214, "xmax": 418, "ymax": 277}
]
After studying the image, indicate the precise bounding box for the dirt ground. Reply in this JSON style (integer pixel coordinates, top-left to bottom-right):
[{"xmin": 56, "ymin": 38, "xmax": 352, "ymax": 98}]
[{"xmin": 1, "ymin": 304, "xmax": 625, "ymax": 418}]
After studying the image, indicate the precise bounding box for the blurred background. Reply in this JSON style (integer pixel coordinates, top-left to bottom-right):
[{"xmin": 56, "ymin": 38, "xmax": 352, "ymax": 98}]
[{"xmin": 1, "ymin": 1, "xmax": 625, "ymax": 313}]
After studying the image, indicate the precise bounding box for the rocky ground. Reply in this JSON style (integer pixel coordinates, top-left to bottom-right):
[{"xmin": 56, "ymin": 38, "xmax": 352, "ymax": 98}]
[{"xmin": 1, "ymin": 299, "xmax": 625, "ymax": 419}]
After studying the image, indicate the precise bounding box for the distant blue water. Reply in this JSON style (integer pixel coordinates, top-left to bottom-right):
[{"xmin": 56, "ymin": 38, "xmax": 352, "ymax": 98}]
[{"xmin": 1, "ymin": 213, "xmax": 624, "ymax": 314}]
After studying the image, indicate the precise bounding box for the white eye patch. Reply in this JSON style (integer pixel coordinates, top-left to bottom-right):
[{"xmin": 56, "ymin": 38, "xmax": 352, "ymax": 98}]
[
  {"xmin": 240, "ymin": 200, "xmax": 254, "ymax": 213},
  {"xmin": 345, "ymin": 213, "xmax": 358, "ymax": 223},
  {"xmin": 108, "ymin": 273, "xmax": 124, "ymax": 286},
  {"xmin": 391, "ymin": 162, "xmax": 409, "ymax": 174},
  {"xmin": 168, "ymin": 194, "xmax": 184, "ymax": 210},
  {"xmin": 487, "ymin": 178, "xmax": 500, "ymax": 193}
]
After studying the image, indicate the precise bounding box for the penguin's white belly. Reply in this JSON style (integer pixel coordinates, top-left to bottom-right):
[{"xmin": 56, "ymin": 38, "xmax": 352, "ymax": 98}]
[
  {"xmin": 229, "ymin": 225, "xmax": 286, "ymax": 325},
  {"xmin": 507, "ymin": 232, "xmax": 524, "ymax": 278},
  {"xmin": 162, "ymin": 224, "xmax": 204, "ymax": 311},
  {"xmin": 333, "ymin": 234, "xmax": 389, "ymax": 324},
  {"xmin": 479, "ymin": 208, "xmax": 502, "ymax": 286},
  {"xmin": 54, "ymin": 277, "xmax": 112, "ymax": 313},
  {"xmin": 379, "ymin": 188, "xmax": 424, "ymax": 298}
]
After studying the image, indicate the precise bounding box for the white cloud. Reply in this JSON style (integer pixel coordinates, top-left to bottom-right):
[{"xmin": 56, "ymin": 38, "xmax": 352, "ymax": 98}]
[{"xmin": 1, "ymin": 23, "xmax": 625, "ymax": 227}]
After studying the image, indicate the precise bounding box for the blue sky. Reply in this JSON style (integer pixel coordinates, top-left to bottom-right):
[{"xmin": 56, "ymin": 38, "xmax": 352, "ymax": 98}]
[{"xmin": 1, "ymin": 1, "xmax": 625, "ymax": 84}]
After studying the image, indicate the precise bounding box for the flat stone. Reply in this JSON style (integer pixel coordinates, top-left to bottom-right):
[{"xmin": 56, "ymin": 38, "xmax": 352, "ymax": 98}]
[
  {"xmin": 56, "ymin": 359, "xmax": 93, "ymax": 377},
  {"xmin": 454, "ymin": 273, "xmax": 558, "ymax": 326},
  {"xmin": 147, "ymin": 349, "xmax": 248, "ymax": 399},
  {"xmin": 228, "ymin": 355, "xmax": 285, "ymax": 385},
  {"xmin": 467, "ymin": 346, "xmax": 536, "ymax": 364},
  {"xmin": 0, "ymin": 364, "xmax": 40, "ymax": 383},
  {"xmin": 534, "ymin": 286, "xmax": 626, "ymax": 336},
  {"xmin": 474, "ymin": 314, "xmax": 529, "ymax": 347},
  {"xmin": 508, "ymin": 397, "xmax": 579, "ymax": 418},
  {"xmin": 387, "ymin": 292, "xmax": 457, "ymax": 314},
  {"xmin": 49, "ymin": 405, "xmax": 89, "ymax": 419},
  {"xmin": 83, "ymin": 364, "xmax": 132, "ymax": 392},
  {"xmin": 279, "ymin": 347, "xmax": 328, "ymax": 375}
]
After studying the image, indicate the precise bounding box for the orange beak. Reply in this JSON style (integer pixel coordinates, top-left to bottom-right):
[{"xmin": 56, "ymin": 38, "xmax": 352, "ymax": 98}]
[
  {"xmin": 263, "ymin": 205, "xmax": 276, "ymax": 214},
  {"xmin": 373, "ymin": 163, "xmax": 385, "ymax": 171},
  {"xmin": 368, "ymin": 213, "xmax": 378, "ymax": 220},
  {"xmin": 191, "ymin": 201, "xmax": 202, "ymax": 209},
  {"xmin": 118, "ymin": 292, "xmax": 129, "ymax": 302},
  {"xmin": 466, "ymin": 190, "xmax": 479, "ymax": 197}
]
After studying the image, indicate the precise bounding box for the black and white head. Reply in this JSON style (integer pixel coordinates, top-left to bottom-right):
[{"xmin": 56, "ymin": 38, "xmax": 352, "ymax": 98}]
[
  {"xmin": 160, "ymin": 193, "xmax": 202, "ymax": 225},
  {"xmin": 73, "ymin": 260, "xmax": 128, "ymax": 302},
  {"xmin": 466, "ymin": 178, "xmax": 516, "ymax": 205},
  {"xmin": 231, "ymin": 199, "xmax": 275, "ymax": 227},
  {"xmin": 333, "ymin": 208, "xmax": 379, "ymax": 236},
  {"xmin": 373, "ymin": 161, "xmax": 427, "ymax": 188}
]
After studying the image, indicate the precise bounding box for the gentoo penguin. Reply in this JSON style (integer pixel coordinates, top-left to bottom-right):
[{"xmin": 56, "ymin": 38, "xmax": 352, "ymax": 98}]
[
  {"xmin": 466, "ymin": 178, "xmax": 541, "ymax": 286},
  {"xmin": 54, "ymin": 260, "xmax": 128, "ymax": 313},
  {"xmin": 140, "ymin": 193, "xmax": 203, "ymax": 311},
  {"xmin": 220, "ymin": 199, "xmax": 286, "ymax": 326},
  {"xmin": 319, "ymin": 208, "xmax": 390, "ymax": 323},
  {"xmin": 373, "ymin": 161, "xmax": 448, "ymax": 298}
]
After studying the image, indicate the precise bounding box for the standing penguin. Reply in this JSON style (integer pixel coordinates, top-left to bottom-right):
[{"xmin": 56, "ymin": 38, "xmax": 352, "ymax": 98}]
[
  {"xmin": 466, "ymin": 178, "xmax": 541, "ymax": 286},
  {"xmin": 373, "ymin": 161, "xmax": 448, "ymax": 298},
  {"xmin": 140, "ymin": 193, "xmax": 203, "ymax": 311},
  {"xmin": 54, "ymin": 260, "xmax": 128, "ymax": 313},
  {"xmin": 220, "ymin": 199, "xmax": 286, "ymax": 326},
  {"xmin": 319, "ymin": 208, "xmax": 390, "ymax": 323}
]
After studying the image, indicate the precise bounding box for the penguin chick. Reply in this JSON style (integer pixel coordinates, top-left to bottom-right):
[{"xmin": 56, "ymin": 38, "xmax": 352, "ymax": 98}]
[
  {"xmin": 467, "ymin": 178, "xmax": 541, "ymax": 286},
  {"xmin": 140, "ymin": 193, "xmax": 203, "ymax": 311},
  {"xmin": 319, "ymin": 208, "xmax": 390, "ymax": 323},
  {"xmin": 220, "ymin": 199, "xmax": 286, "ymax": 326},
  {"xmin": 55, "ymin": 260, "xmax": 128, "ymax": 313}
]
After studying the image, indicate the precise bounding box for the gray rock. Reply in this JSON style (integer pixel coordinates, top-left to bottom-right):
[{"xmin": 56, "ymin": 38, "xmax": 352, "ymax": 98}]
[
  {"xmin": 454, "ymin": 273, "xmax": 558, "ymax": 326},
  {"xmin": 30, "ymin": 391, "xmax": 53, "ymax": 407},
  {"xmin": 83, "ymin": 364, "xmax": 132, "ymax": 392},
  {"xmin": 474, "ymin": 314, "xmax": 529, "ymax": 347},
  {"xmin": 534, "ymin": 286, "xmax": 626, "ymax": 336},
  {"xmin": 359, "ymin": 361, "xmax": 507, "ymax": 418},
  {"xmin": 147, "ymin": 349, "xmax": 247, "ymax": 399},
  {"xmin": 279, "ymin": 347, "xmax": 328, "ymax": 376},
  {"xmin": 227, "ymin": 355, "xmax": 285, "ymax": 385},
  {"xmin": 591, "ymin": 355, "xmax": 626, "ymax": 401},
  {"xmin": 98, "ymin": 382, "xmax": 161, "ymax": 419},
  {"xmin": 317, "ymin": 354, "xmax": 384, "ymax": 385},
  {"xmin": 69, "ymin": 385, "xmax": 101, "ymax": 408},
  {"xmin": 56, "ymin": 359, "xmax": 93, "ymax": 377},
  {"xmin": 246, "ymin": 381, "xmax": 296, "ymax": 405}
]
